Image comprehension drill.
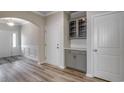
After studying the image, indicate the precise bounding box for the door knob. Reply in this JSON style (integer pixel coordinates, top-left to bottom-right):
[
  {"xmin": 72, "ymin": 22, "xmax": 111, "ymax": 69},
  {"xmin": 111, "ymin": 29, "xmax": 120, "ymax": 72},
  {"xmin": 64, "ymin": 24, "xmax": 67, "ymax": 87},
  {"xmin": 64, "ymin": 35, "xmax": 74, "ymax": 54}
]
[
  {"xmin": 57, "ymin": 44, "xmax": 59, "ymax": 49},
  {"xmin": 93, "ymin": 49, "xmax": 98, "ymax": 52}
]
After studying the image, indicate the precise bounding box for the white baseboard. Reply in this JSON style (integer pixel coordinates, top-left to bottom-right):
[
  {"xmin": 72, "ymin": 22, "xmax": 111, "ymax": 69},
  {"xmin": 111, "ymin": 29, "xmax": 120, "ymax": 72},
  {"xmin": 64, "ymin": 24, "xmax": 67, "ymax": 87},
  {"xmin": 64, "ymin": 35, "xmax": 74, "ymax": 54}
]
[
  {"xmin": 24, "ymin": 55, "xmax": 38, "ymax": 61},
  {"xmin": 37, "ymin": 62, "xmax": 42, "ymax": 65},
  {"xmin": 86, "ymin": 73, "xmax": 94, "ymax": 77},
  {"xmin": 59, "ymin": 66, "xmax": 65, "ymax": 69},
  {"xmin": 42, "ymin": 60, "xmax": 47, "ymax": 63},
  {"xmin": 44, "ymin": 60, "xmax": 65, "ymax": 69},
  {"xmin": 38, "ymin": 60, "xmax": 47, "ymax": 65}
]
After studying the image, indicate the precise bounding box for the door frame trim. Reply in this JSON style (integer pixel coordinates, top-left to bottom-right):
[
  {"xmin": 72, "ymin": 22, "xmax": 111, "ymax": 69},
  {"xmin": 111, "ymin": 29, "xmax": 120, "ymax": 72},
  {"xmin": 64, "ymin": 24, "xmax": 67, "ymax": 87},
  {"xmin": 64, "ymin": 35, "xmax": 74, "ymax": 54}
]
[{"xmin": 91, "ymin": 11, "xmax": 121, "ymax": 77}]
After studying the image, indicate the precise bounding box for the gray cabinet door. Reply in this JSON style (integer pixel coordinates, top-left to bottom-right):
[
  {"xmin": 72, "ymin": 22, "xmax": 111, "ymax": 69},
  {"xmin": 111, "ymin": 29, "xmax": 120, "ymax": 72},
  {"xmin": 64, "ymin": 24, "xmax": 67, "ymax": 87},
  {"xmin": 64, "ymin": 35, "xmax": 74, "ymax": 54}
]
[
  {"xmin": 76, "ymin": 54, "xmax": 86, "ymax": 72},
  {"xmin": 70, "ymin": 53, "xmax": 76, "ymax": 68},
  {"xmin": 70, "ymin": 50, "xmax": 86, "ymax": 72},
  {"xmin": 65, "ymin": 50, "xmax": 86, "ymax": 72},
  {"xmin": 65, "ymin": 50, "xmax": 71, "ymax": 67}
]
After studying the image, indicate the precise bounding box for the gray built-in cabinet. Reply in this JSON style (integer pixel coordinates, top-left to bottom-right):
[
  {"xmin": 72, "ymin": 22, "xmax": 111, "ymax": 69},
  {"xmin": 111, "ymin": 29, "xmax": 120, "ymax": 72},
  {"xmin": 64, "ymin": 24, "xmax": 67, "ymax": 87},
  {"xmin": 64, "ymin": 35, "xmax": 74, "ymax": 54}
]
[
  {"xmin": 69, "ymin": 15, "xmax": 87, "ymax": 39},
  {"xmin": 65, "ymin": 49, "xmax": 87, "ymax": 72}
]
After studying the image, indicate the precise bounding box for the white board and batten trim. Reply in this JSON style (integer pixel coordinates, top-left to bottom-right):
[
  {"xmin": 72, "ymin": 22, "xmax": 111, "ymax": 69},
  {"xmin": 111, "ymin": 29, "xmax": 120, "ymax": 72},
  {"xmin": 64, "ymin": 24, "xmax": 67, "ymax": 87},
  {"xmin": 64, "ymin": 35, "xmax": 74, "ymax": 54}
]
[
  {"xmin": 24, "ymin": 55, "xmax": 38, "ymax": 61},
  {"xmin": 22, "ymin": 45, "xmax": 38, "ymax": 61}
]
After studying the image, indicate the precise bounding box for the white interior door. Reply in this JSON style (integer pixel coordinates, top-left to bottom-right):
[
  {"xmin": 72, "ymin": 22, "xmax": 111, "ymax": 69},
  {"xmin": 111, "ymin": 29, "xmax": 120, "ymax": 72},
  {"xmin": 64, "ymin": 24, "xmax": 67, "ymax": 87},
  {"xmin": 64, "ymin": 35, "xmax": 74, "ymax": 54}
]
[
  {"xmin": 93, "ymin": 12, "xmax": 124, "ymax": 81},
  {"xmin": 45, "ymin": 15, "xmax": 60, "ymax": 66}
]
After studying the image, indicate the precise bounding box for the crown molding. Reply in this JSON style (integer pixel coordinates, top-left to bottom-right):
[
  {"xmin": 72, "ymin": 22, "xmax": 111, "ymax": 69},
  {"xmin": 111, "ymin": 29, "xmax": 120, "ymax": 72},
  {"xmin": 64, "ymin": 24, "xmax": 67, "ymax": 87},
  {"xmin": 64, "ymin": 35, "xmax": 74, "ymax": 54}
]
[
  {"xmin": 32, "ymin": 11, "xmax": 45, "ymax": 16},
  {"xmin": 32, "ymin": 11, "xmax": 58, "ymax": 16},
  {"xmin": 45, "ymin": 11, "xmax": 57, "ymax": 16}
]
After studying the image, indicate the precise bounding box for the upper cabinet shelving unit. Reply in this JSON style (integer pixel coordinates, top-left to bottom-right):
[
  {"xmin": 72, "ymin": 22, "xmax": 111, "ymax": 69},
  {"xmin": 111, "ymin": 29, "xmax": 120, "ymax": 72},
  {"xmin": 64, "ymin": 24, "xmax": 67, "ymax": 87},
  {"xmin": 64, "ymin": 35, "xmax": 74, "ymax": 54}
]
[
  {"xmin": 69, "ymin": 12, "xmax": 87, "ymax": 39},
  {"xmin": 69, "ymin": 20, "xmax": 77, "ymax": 38}
]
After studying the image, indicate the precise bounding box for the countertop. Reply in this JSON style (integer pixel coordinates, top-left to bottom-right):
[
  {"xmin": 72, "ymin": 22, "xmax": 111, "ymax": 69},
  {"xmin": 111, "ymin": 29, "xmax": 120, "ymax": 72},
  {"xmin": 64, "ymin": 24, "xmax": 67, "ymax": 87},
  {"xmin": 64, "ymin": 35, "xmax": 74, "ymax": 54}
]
[{"xmin": 64, "ymin": 47, "xmax": 87, "ymax": 51}]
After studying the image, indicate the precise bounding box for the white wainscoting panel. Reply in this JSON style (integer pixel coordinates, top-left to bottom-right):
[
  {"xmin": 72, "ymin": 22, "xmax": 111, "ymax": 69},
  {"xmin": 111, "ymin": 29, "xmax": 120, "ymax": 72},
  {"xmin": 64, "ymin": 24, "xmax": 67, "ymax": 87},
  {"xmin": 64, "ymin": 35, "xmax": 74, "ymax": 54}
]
[{"xmin": 22, "ymin": 45, "xmax": 38, "ymax": 61}]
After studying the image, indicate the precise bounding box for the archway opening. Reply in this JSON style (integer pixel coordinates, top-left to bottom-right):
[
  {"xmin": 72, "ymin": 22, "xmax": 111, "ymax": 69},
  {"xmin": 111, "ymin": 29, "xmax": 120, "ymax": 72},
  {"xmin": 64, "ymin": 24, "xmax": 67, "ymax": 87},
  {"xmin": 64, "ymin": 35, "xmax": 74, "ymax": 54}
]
[{"xmin": 0, "ymin": 17, "xmax": 40, "ymax": 63}]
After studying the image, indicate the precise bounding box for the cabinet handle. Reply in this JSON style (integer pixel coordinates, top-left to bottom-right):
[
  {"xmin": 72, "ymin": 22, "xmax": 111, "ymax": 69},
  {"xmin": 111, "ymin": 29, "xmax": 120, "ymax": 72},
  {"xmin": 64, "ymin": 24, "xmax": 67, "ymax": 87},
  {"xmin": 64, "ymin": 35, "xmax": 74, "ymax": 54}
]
[
  {"xmin": 93, "ymin": 49, "xmax": 98, "ymax": 52},
  {"xmin": 73, "ymin": 55, "xmax": 76, "ymax": 59}
]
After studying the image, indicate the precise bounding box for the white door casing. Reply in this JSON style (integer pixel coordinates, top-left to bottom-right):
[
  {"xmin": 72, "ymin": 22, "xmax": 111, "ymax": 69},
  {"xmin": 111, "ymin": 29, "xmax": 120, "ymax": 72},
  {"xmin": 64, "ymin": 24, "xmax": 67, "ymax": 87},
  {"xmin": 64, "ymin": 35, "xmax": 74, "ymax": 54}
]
[{"xmin": 93, "ymin": 12, "xmax": 124, "ymax": 81}]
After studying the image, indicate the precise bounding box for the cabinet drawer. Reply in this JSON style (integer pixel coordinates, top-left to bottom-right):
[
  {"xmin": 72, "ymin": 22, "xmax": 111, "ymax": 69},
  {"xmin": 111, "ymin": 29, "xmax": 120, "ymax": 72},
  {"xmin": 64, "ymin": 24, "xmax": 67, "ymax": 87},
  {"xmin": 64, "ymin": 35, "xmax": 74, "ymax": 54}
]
[
  {"xmin": 65, "ymin": 49, "xmax": 71, "ymax": 54},
  {"xmin": 71, "ymin": 50, "xmax": 86, "ymax": 55}
]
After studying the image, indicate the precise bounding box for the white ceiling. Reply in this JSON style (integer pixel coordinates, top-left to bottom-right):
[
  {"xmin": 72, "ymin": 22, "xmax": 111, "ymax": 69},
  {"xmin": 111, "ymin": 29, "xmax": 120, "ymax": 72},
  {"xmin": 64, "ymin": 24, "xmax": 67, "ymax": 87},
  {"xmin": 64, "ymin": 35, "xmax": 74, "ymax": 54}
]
[{"xmin": 0, "ymin": 17, "xmax": 30, "ymax": 26}]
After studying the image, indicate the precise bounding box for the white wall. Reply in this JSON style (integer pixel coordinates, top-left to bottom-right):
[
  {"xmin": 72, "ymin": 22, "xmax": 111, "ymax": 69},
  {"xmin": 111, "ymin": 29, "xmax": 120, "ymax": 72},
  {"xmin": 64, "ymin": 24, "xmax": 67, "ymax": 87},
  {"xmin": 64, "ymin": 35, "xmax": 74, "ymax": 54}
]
[
  {"xmin": 64, "ymin": 12, "xmax": 70, "ymax": 48},
  {"xmin": 21, "ymin": 22, "xmax": 40, "ymax": 61},
  {"xmin": 70, "ymin": 11, "xmax": 86, "ymax": 19},
  {"xmin": 45, "ymin": 12, "xmax": 65, "ymax": 68},
  {"xmin": 0, "ymin": 23, "xmax": 21, "ymax": 58},
  {"xmin": 70, "ymin": 39, "xmax": 87, "ymax": 49}
]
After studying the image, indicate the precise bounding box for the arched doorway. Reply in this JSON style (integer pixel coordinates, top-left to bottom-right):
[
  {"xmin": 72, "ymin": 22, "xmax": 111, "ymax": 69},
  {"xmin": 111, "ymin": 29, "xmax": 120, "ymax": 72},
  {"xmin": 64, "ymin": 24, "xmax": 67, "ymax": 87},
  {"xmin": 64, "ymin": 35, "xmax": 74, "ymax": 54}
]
[{"xmin": 0, "ymin": 11, "xmax": 45, "ymax": 64}]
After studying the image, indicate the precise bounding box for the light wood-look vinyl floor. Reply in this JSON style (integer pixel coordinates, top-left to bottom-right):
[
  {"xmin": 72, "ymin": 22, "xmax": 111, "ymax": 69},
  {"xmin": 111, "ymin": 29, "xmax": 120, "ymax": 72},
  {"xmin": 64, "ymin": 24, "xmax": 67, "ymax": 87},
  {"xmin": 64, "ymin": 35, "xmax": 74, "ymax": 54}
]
[{"xmin": 0, "ymin": 57, "xmax": 106, "ymax": 82}]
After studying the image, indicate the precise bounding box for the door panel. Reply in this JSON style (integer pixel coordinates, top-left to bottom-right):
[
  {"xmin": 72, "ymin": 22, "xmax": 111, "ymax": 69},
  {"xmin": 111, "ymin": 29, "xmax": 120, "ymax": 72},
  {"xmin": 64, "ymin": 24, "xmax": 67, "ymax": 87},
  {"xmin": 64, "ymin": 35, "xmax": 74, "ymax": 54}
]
[
  {"xmin": 94, "ymin": 12, "xmax": 124, "ymax": 81},
  {"xmin": 97, "ymin": 55, "xmax": 120, "ymax": 74}
]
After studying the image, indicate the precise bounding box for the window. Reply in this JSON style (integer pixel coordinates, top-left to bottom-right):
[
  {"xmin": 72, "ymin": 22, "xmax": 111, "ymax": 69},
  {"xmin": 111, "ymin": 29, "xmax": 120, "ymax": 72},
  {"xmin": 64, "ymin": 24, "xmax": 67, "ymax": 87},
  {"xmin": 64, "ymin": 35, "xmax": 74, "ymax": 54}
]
[{"xmin": 12, "ymin": 33, "xmax": 16, "ymax": 48}]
